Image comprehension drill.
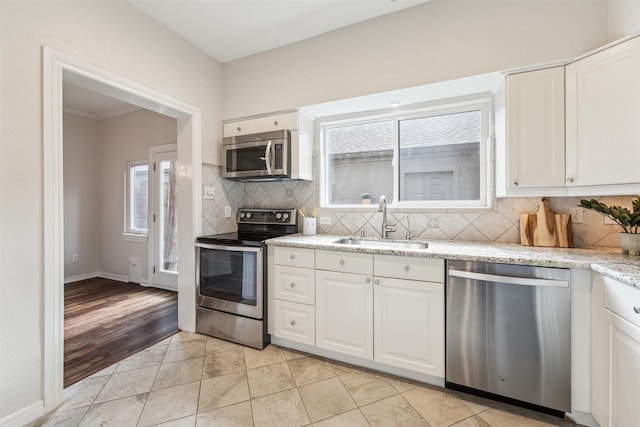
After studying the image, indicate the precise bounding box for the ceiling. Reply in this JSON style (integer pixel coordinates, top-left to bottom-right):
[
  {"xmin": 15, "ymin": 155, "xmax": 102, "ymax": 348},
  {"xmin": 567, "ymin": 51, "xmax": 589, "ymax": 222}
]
[
  {"xmin": 65, "ymin": 0, "xmax": 431, "ymax": 118},
  {"xmin": 128, "ymin": 0, "xmax": 432, "ymax": 63}
]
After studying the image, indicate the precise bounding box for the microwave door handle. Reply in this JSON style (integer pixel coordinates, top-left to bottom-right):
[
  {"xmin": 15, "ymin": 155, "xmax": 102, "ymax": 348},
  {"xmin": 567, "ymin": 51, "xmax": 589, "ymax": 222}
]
[{"xmin": 259, "ymin": 140, "xmax": 272, "ymax": 175}]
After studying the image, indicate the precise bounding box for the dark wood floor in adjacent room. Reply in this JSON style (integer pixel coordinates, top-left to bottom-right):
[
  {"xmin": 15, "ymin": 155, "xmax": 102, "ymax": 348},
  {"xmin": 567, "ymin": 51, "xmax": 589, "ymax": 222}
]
[{"xmin": 64, "ymin": 277, "xmax": 178, "ymax": 388}]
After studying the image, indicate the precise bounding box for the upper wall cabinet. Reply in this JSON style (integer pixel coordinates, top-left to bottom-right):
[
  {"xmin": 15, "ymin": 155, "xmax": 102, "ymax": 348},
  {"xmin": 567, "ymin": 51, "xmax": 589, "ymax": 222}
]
[
  {"xmin": 500, "ymin": 35, "xmax": 640, "ymax": 197},
  {"xmin": 506, "ymin": 67, "xmax": 565, "ymax": 189},
  {"xmin": 223, "ymin": 111, "xmax": 300, "ymax": 137},
  {"xmin": 566, "ymin": 36, "xmax": 640, "ymax": 187}
]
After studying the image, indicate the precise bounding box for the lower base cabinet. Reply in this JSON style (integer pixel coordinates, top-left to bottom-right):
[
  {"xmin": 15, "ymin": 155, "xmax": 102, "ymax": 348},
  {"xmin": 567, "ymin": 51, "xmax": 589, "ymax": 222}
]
[
  {"xmin": 374, "ymin": 277, "xmax": 444, "ymax": 376},
  {"xmin": 274, "ymin": 299, "xmax": 315, "ymax": 346}
]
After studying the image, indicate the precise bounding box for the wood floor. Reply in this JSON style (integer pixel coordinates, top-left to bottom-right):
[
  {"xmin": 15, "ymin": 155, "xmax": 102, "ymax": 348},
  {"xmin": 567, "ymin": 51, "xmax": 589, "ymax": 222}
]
[{"xmin": 64, "ymin": 277, "xmax": 178, "ymax": 388}]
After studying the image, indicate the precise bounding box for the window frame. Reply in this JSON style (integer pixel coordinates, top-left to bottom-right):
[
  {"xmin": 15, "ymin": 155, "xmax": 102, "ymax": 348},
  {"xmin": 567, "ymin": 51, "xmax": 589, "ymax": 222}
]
[
  {"xmin": 319, "ymin": 95, "xmax": 494, "ymax": 211},
  {"xmin": 124, "ymin": 160, "xmax": 149, "ymax": 237}
]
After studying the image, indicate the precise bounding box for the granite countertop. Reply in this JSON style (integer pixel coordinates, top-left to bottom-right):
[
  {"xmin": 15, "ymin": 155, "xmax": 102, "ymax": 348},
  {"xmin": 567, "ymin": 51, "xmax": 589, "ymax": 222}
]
[{"xmin": 266, "ymin": 234, "xmax": 640, "ymax": 288}]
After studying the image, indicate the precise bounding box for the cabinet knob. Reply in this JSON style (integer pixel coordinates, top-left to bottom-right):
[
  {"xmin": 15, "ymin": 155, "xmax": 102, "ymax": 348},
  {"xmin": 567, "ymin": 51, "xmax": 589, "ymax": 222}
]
[
  {"xmin": 634, "ymin": 305, "xmax": 640, "ymax": 314},
  {"xmin": 365, "ymin": 278, "xmax": 371, "ymax": 284},
  {"xmin": 290, "ymin": 320, "xmax": 296, "ymax": 326},
  {"xmin": 290, "ymin": 282, "xmax": 296, "ymax": 288},
  {"xmin": 404, "ymin": 265, "xmax": 410, "ymax": 272},
  {"xmin": 290, "ymin": 254, "xmax": 295, "ymax": 260},
  {"xmin": 339, "ymin": 259, "xmax": 345, "ymax": 266},
  {"xmin": 375, "ymin": 279, "xmax": 380, "ymax": 286},
  {"xmin": 274, "ymin": 120, "xmax": 279, "ymax": 126},
  {"xmin": 512, "ymin": 180, "xmax": 519, "ymax": 186},
  {"xmin": 237, "ymin": 126, "xmax": 242, "ymax": 132},
  {"xmin": 566, "ymin": 177, "xmax": 575, "ymax": 184}
]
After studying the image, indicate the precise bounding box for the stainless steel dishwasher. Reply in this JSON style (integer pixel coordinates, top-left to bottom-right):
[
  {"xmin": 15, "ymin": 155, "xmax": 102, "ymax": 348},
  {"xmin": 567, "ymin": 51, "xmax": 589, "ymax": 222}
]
[{"xmin": 446, "ymin": 260, "xmax": 571, "ymax": 416}]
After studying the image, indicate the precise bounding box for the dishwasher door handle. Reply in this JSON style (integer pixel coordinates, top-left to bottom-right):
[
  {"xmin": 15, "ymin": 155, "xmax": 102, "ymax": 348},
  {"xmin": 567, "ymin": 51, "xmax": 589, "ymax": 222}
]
[{"xmin": 448, "ymin": 269, "xmax": 569, "ymax": 288}]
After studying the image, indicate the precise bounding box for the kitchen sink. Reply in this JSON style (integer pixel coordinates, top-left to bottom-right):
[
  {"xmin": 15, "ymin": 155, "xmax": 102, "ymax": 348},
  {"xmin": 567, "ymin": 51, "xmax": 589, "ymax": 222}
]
[{"xmin": 333, "ymin": 238, "xmax": 429, "ymax": 250}]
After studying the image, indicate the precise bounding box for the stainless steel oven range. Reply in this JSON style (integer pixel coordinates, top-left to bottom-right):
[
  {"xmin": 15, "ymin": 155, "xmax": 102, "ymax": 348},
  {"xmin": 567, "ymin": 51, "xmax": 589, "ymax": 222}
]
[{"xmin": 195, "ymin": 208, "xmax": 297, "ymax": 349}]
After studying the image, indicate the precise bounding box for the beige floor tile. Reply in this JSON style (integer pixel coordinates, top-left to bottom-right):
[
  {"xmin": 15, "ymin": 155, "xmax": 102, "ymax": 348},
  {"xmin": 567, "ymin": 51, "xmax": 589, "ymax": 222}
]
[
  {"xmin": 298, "ymin": 377, "xmax": 357, "ymax": 422},
  {"xmin": 196, "ymin": 400, "xmax": 254, "ymax": 427},
  {"xmin": 163, "ymin": 339, "xmax": 206, "ymax": 363},
  {"xmin": 205, "ymin": 337, "xmax": 244, "ymax": 354},
  {"xmin": 312, "ymin": 409, "xmax": 370, "ymax": 427},
  {"xmin": 79, "ymin": 394, "xmax": 147, "ymax": 427},
  {"xmin": 170, "ymin": 331, "xmax": 208, "ymax": 344},
  {"xmin": 244, "ymin": 344, "xmax": 285, "ymax": 369},
  {"xmin": 60, "ymin": 375, "xmax": 109, "ymax": 411},
  {"xmin": 152, "ymin": 415, "xmax": 196, "ymax": 426},
  {"xmin": 198, "ymin": 371, "xmax": 250, "ymax": 413},
  {"xmin": 88, "ymin": 363, "xmax": 118, "ymax": 379},
  {"xmin": 203, "ymin": 349, "xmax": 246, "ymax": 378},
  {"xmin": 361, "ymin": 395, "xmax": 429, "ymax": 427},
  {"xmin": 94, "ymin": 365, "xmax": 159, "ymax": 403},
  {"xmin": 330, "ymin": 362, "xmax": 361, "ymax": 376},
  {"xmin": 151, "ymin": 336, "xmax": 173, "ymax": 348},
  {"xmin": 137, "ymin": 381, "xmax": 200, "ymax": 426},
  {"xmin": 247, "ymin": 360, "xmax": 295, "ymax": 398},
  {"xmin": 338, "ymin": 370, "xmax": 382, "ymax": 388},
  {"xmin": 450, "ymin": 414, "xmax": 492, "ymax": 427},
  {"xmin": 287, "ymin": 356, "xmax": 337, "ymax": 386},
  {"xmin": 346, "ymin": 379, "xmax": 398, "ymax": 406},
  {"xmin": 152, "ymin": 356, "xmax": 204, "ymax": 390},
  {"xmin": 282, "ymin": 348, "xmax": 307, "ymax": 360},
  {"xmin": 387, "ymin": 377, "xmax": 419, "ymax": 393},
  {"xmin": 402, "ymin": 386, "xmax": 474, "ymax": 427},
  {"xmin": 29, "ymin": 406, "xmax": 89, "ymax": 427},
  {"xmin": 251, "ymin": 388, "xmax": 310, "ymax": 427},
  {"xmin": 115, "ymin": 345, "xmax": 168, "ymax": 372},
  {"xmin": 477, "ymin": 407, "xmax": 555, "ymax": 427}
]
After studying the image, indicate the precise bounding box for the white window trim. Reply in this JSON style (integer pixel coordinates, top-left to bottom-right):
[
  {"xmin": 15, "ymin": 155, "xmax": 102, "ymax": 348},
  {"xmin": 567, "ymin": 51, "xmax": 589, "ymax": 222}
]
[
  {"xmin": 124, "ymin": 159, "xmax": 149, "ymax": 238},
  {"xmin": 318, "ymin": 94, "xmax": 495, "ymax": 212}
]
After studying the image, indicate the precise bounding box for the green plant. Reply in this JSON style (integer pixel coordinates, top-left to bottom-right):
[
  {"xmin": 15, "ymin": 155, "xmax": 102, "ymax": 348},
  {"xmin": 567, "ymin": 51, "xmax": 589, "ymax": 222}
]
[
  {"xmin": 578, "ymin": 195, "xmax": 640, "ymax": 234},
  {"xmin": 360, "ymin": 192, "xmax": 371, "ymax": 200}
]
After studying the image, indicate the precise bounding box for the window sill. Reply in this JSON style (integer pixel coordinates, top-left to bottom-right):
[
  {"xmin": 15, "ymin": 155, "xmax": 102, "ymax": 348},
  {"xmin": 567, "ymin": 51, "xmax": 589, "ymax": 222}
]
[{"xmin": 122, "ymin": 233, "xmax": 148, "ymax": 243}]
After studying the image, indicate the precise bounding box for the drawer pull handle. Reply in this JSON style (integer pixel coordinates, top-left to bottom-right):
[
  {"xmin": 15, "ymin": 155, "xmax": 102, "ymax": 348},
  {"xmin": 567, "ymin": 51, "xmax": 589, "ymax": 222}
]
[
  {"xmin": 290, "ymin": 320, "xmax": 296, "ymax": 326},
  {"xmin": 290, "ymin": 282, "xmax": 296, "ymax": 288},
  {"xmin": 340, "ymin": 259, "xmax": 345, "ymax": 266},
  {"xmin": 375, "ymin": 279, "xmax": 380, "ymax": 286},
  {"xmin": 404, "ymin": 265, "xmax": 410, "ymax": 272},
  {"xmin": 237, "ymin": 126, "xmax": 242, "ymax": 132},
  {"xmin": 634, "ymin": 306, "xmax": 640, "ymax": 314},
  {"xmin": 290, "ymin": 254, "xmax": 295, "ymax": 260},
  {"xmin": 365, "ymin": 278, "xmax": 371, "ymax": 284}
]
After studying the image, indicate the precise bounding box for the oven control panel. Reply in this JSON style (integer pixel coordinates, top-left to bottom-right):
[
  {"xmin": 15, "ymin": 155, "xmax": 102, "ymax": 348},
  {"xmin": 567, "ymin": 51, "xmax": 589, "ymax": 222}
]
[{"xmin": 238, "ymin": 208, "xmax": 298, "ymax": 225}]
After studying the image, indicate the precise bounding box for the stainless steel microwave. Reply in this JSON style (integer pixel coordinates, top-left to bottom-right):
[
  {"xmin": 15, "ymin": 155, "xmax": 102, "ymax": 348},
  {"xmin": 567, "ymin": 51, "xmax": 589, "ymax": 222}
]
[{"xmin": 222, "ymin": 130, "xmax": 290, "ymax": 180}]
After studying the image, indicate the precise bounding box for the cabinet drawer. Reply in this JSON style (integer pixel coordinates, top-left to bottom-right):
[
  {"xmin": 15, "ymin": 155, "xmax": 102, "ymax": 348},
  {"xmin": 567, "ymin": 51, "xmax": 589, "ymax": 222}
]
[
  {"xmin": 274, "ymin": 300, "xmax": 315, "ymax": 345},
  {"xmin": 316, "ymin": 250, "xmax": 373, "ymax": 275},
  {"xmin": 274, "ymin": 265, "xmax": 315, "ymax": 305},
  {"xmin": 374, "ymin": 255, "xmax": 444, "ymax": 282},
  {"xmin": 604, "ymin": 276, "xmax": 640, "ymax": 328},
  {"xmin": 273, "ymin": 246, "xmax": 315, "ymax": 268}
]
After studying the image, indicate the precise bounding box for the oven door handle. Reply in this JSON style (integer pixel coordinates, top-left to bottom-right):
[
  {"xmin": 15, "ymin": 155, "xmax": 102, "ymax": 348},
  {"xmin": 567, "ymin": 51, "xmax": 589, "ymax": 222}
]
[
  {"xmin": 196, "ymin": 243, "xmax": 262, "ymax": 253},
  {"xmin": 259, "ymin": 140, "xmax": 272, "ymax": 175}
]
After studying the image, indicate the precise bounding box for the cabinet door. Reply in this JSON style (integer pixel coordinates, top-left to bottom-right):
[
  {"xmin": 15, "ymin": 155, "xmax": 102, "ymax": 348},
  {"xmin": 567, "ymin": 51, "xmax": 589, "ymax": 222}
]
[
  {"xmin": 374, "ymin": 277, "xmax": 444, "ymax": 376},
  {"xmin": 316, "ymin": 270, "xmax": 373, "ymax": 359},
  {"xmin": 609, "ymin": 314, "xmax": 640, "ymax": 427},
  {"xmin": 274, "ymin": 265, "xmax": 315, "ymax": 305},
  {"xmin": 566, "ymin": 36, "xmax": 640, "ymax": 186},
  {"xmin": 506, "ymin": 67, "xmax": 565, "ymax": 188}
]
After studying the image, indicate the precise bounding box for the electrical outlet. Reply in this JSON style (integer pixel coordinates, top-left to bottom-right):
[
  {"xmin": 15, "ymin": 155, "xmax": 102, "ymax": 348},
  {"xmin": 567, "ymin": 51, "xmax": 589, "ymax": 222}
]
[
  {"xmin": 569, "ymin": 207, "xmax": 583, "ymax": 224},
  {"xmin": 224, "ymin": 206, "xmax": 232, "ymax": 218},
  {"xmin": 72, "ymin": 254, "xmax": 79, "ymax": 263},
  {"xmin": 319, "ymin": 216, "xmax": 332, "ymax": 226},
  {"xmin": 204, "ymin": 186, "xmax": 215, "ymax": 200}
]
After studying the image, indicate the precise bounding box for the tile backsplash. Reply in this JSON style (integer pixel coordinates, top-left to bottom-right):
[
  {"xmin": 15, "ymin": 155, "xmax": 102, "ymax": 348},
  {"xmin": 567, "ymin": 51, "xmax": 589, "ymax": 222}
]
[{"xmin": 202, "ymin": 164, "xmax": 630, "ymax": 248}]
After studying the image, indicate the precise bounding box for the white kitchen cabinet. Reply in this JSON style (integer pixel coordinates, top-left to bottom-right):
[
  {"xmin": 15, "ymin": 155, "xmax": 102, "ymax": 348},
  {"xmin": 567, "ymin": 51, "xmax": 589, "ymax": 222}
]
[
  {"xmin": 373, "ymin": 276, "xmax": 444, "ymax": 376},
  {"xmin": 591, "ymin": 274, "xmax": 640, "ymax": 427},
  {"xmin": 315, "ymin": 270, "xmax": 374, "ymax": 359},
  {"xmin": 566, "ymin": 36, "xmax": 640, "ymax": 187},
  {"xmin": 223, "ymin": 111, "xmax": 299, "ymax": 137},
  {"xmin": 274, "ymin": 299, "xmax": 315, "ymax": 346},
  {"xmin": 505, "ymin": 67, "xmax": 565, "ymax": 189}
]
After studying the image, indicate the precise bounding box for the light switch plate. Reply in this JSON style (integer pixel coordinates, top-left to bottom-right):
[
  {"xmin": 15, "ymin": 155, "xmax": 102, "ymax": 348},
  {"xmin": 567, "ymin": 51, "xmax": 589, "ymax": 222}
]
[
  {"xmin": 204, "ymin": 186, "xmax": 215, "ymax": 200},
  {"xmin": 319, "ymin": 216, "xmax": 332, "ymax": 225},
  {"xmin": 569, "ymin": 207, "xmax": 583, "ymax": 224}
]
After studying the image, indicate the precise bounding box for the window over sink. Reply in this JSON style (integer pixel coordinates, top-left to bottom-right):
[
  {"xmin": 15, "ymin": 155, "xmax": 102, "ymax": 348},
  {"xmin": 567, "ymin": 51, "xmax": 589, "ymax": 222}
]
[{"xmin": 320, "ymin": 96, "xmax": 493, "ymax": 209}]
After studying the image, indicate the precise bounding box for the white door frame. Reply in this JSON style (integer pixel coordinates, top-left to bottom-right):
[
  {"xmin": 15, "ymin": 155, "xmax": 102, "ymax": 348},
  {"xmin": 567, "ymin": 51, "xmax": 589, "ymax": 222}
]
[
  {"xmin": 148, "ymin": 143, "xmax": 178, "ymax": 291},
  {"xmin": 43, "ymin": 47, "xmax": 202, "ymax": 410}
]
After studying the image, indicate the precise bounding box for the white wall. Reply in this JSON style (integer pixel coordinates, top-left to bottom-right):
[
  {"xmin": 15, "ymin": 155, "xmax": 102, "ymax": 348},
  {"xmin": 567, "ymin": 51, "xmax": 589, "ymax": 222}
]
[
  {"xmin": 63, "ymin": 113, "xmax": 102, "ymax": 279},
  {"xmin": 608, "ymin": 0, "xmax": 640, "ymax": 40},
  {"xmin": 222, "ymin": 0, "xmax": 609, "ymax": 119},
  {"xmin": 0, "ymin": 0, "xmax": 221, "ymax": 420},
  {"xmin": 98, "ymin": 109, "xmax": 177, "ymax": 281}
]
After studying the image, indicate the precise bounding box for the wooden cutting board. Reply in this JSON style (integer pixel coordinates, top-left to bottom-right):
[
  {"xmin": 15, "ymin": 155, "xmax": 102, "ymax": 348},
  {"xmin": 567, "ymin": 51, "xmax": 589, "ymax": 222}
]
[{"xmin": 520, "ymin": 198, "xmax": 573, "ymax": 248}]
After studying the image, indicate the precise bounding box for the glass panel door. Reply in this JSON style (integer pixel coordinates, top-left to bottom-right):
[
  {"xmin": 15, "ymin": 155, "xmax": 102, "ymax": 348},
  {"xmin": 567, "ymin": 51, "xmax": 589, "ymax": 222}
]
[{"xmin": 152, "ymin": 149, "xmax": 178, "ymax": 290}]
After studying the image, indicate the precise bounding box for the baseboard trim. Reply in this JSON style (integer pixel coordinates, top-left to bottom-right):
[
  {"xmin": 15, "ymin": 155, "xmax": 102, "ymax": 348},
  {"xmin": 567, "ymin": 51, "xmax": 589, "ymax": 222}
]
[
  {"xmin": 566, "ymin": 410, "xmax": 599, "ymax": 427},
  {"xmin": 0, "ymin": 400, "xmax": 44, "ymax": 427},
  {"xmin": 63, "ymin": 272, "xmax": 148, "ymax": 285}
]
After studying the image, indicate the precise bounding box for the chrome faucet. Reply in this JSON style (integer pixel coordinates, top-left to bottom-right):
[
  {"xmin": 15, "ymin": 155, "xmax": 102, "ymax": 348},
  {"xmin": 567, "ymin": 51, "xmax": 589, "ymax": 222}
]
[
  {"xmin": 378, "ymin": 195, "xmax": 396, "ymax": 239},
  {"xmin": 402, "ymin": 215, "xmax": 415, "ymax": 240}
]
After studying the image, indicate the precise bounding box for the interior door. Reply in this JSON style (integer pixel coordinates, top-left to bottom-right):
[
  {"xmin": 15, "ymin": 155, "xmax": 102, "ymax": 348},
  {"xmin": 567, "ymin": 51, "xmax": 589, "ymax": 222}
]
[{"xmin": 151, "ymin": 149, "xmax": 178, "ymax": 290}]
